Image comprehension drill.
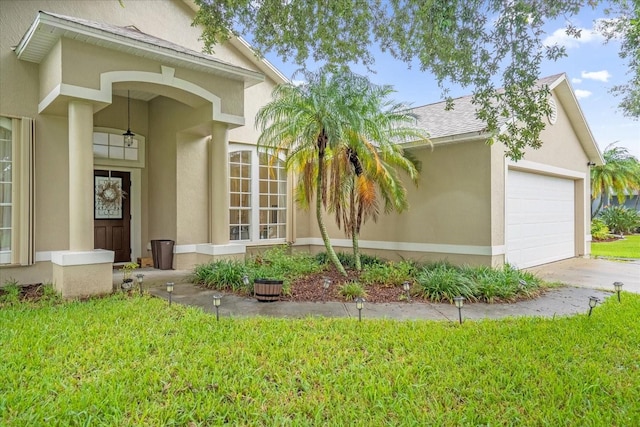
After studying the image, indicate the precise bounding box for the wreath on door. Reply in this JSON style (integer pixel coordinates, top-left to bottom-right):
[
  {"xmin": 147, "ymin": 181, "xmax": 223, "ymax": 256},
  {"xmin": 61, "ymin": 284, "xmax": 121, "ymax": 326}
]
[{"xmin": 95, "ymin": 178, "xmax": 127, "ymax": 211}]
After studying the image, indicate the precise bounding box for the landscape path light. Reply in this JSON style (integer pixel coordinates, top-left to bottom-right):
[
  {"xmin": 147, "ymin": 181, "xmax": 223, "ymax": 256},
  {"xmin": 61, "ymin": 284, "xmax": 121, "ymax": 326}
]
[
  {"xmin": 402, "ymin": 281, "xmax": 412, "ymax": 302},
  {"xmin": 588, "ymin": 296, "xmax": 600, "ymax": 317},
  {"xmin": 454, "ymin": 296, "xmax": 466, "ymax": 324},
  {"xmin": 322, "ymin": 278, "xmax": 331, "ymax": 302},
  {"xmin": 613, "ymin": 282, "xmax": 623, "ymax": 303},
  {"xmin": 213, "ymin": 294, "xmax": 222, "ymax": 321},
  {"xmin": 518, "ymin": 279, "xmax": 527, "ymax": 291},
  {"xmin": 136, "ymin": 273, "xmax": 145, "ymax": 296},
  {"xmin": 243, "ymin": 275, "xmax": 250, "ymax": 296},
  {"xmin": 166, "ymin": 282, "xmax": 174, "ymax": 306},
  {"xmin": 355, "ymin": 297, "xmax": 365, "ymax": 322}
]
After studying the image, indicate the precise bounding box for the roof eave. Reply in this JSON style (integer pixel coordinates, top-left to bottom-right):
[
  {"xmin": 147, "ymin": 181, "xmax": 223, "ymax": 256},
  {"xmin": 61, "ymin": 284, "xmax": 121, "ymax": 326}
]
[
  {"xmin": 551, "ymin": 75, "xmax": 605, "ymax": 166},
  {"xmin": 16, "ymin": 12, "xmax": 264, "ymax": 87}
]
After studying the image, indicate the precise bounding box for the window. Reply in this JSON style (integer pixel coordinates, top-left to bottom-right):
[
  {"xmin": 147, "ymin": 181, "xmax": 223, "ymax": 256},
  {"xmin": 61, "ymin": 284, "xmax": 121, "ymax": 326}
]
[
  {"xmin": 93, "ymin": 132, "xmax": 140, "ymax": 161},
  {"xmin": 0, "ymin": 118, "xmax": 11, "ymax": 264},
  {"xmin": 229, "ymin": 147, "xmax": 287, "ymax": 242},
  {"xmin": 0, "ymin": 116, "xmax": 34, "ymax": 265},
  {"xmin": 258, "ymin": 153, "xmax": 286, "ymax": 239},
  {"xmin": 229, "ymin": 151, "xmax": 252, "ymax": 240}
]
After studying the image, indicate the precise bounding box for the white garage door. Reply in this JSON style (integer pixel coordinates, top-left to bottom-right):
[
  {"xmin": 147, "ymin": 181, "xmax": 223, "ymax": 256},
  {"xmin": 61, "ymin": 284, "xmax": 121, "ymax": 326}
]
[{"xmin": 506, "ymin": 170, "xmax": 575, "ymax": 268}]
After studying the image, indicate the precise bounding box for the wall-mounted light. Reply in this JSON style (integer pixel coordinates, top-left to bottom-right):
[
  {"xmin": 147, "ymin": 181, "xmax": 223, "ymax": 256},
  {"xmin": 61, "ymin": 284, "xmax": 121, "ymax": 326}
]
[
  {"xmin": 123, "ymin": 90, "xmax": 135, "ymax": 147},
  {"xmin": 587, "ymin": 161, "xmax": 596, "ymax": 167}
]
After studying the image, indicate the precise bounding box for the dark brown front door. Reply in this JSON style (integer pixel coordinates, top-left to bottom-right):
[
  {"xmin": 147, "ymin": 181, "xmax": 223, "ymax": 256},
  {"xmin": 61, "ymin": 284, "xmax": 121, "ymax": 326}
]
[{"xmin": 94, "ymin": 170, "xmax": 131, "ymax": 263}]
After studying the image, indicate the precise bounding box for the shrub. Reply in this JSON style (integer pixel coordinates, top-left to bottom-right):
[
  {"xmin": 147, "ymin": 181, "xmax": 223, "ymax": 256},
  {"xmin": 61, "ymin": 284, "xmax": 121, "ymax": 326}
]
[
  {"xmin": 599, "ymin": 206, "xmax": 640, "ymax": 235},
  {"xmin": 461, "ymin": 264, "xmax": 542, "ymax": 303},
  {"xmin": 416, "ymin": 262, "xmax": 477, "ymax": 302},
  {"xmin": 193, "ymin": 259, "xmax": 249, "ymax": 292},
  {"xmin": 360, "ymin": 260, "xmax": 417, "ymax": 286},
  {"xmin": 194, "ymin": 245, "xmax": 322, "ymax": 294},
  {"xmin": 314, "ymin": 251, "xmax": 383, "ymax": 269},
  {"xmin": 252, "ymin": 245, "xmax": 322, "ymax": 279},
  {"xmin": 338, "ymin": 281, "xmax": 367, "ymax": 300},
  {"xmin": 590, "ymin": 218, "xmax": 611, "ymax": 241}
]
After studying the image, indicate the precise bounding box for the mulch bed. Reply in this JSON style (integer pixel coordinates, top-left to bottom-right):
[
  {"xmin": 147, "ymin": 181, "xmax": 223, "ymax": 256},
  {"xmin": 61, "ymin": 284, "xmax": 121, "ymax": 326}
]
[{"xmin": 280, "ymin": 266, "xmax": 426, "ymax": 304}]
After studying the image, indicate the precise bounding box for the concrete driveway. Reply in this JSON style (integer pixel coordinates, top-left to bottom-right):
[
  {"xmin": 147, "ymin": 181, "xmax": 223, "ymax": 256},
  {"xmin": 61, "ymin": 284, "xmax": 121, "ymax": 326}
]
[{"xmin": 526, "ymin": 257, "xmax": 640, "ymax": 294}]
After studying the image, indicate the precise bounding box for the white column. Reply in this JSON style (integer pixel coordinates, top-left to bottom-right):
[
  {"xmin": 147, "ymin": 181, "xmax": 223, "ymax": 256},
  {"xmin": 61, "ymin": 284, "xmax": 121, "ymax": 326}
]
[
  {"xmin": 68, "ymin": 101, "xmax": 94, "ymax": 251},
  {"xmin": 210, "ymin": 122, "xmax": 230, "ymax": 245}
]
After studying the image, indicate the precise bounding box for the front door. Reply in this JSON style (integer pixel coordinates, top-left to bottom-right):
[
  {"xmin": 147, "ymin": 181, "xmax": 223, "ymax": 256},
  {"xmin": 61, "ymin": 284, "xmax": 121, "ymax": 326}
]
[{"xmin": 94, "ymin": 170, "xmax": 131, "ymax": 263}]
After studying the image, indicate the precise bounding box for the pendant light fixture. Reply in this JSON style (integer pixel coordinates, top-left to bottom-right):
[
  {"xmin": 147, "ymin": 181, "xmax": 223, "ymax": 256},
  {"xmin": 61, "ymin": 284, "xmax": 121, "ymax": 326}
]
[{"xmin": 123, "ymin": 90, "xmax": 135, "ymax": 147}]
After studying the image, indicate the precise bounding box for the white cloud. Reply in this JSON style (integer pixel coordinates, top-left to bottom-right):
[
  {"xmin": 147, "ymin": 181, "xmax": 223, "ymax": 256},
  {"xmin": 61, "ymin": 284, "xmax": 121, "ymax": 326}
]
[
  {"xmin": 581, "ymin": 70, "xmax": 611, "ymax": 82},
  {"xmin": 542, "ymin": 26, "xmax": 604, "ymax": 48},
  {"xmin": 571, "ymin": 78, "xmax": 582, "ymax": 84},
  {"xmin": 574, "ymin": 89, "xmax": 592, "ymax": 99}
]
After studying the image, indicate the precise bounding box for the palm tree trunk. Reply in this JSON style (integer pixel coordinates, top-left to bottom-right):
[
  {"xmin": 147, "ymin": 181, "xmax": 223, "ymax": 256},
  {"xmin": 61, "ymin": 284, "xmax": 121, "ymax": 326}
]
[
  {"xmin": 317, "ymin": 138, "xmax": 347, "ymax": 276},
  {"xmin": 352, "ymin": 230, "xmax": 361, "ymax": 271},
  {"xmin": 349, "ymin": 182, "xmax": 362, "ymax": 271},
  {"xmin": 592, "ymin": 191, "xmax": 606, "ymax": 218}
]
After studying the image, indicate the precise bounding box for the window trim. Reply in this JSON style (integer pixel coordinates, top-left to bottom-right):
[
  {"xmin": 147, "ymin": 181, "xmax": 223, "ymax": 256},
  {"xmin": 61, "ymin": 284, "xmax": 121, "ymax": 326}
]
[
  {"xmin": 228, "ymin": 143, "xmax": 288, "ymax": 244},
  {"xmin": 0, "ymin": 116, "xmax": 35, "ymax": 266}
]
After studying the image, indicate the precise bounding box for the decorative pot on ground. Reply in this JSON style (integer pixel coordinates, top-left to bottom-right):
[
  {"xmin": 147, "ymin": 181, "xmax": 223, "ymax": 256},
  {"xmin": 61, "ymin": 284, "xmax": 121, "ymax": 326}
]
[{"xmin": 254, "ymin": 279, "xmax": 284, "ymax": 302}]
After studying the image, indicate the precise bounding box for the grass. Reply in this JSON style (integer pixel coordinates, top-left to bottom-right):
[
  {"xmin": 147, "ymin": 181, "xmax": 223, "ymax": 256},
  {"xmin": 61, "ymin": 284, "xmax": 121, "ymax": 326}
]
[
  {"xmin": 592, "ymin": 234, "xmax": 640, "ymax": 259},
  {"xmin": 1, "ymin": 293, "xmax": 639, "ymax": 426}
]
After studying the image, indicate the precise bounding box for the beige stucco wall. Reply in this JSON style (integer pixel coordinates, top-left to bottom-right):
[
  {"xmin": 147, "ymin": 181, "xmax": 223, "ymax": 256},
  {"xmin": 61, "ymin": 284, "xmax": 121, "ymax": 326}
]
[
  {"xmin": 176, "ymin": 133, "xmax": 210, "ymax": 244},
  {"xmin": 292, "ymin": 139, "xmax": 496, "ymax": 265},
  {"xmin": 229, "ymin": 75, "xmax": 280, "ymax": 144},
  {"xmin": 297, "ymin": 140, "xmax": 493, "ymax": 246},
  {"xmin": 0, "ymin": 0, "xmax": 279, "ymax": 286}
]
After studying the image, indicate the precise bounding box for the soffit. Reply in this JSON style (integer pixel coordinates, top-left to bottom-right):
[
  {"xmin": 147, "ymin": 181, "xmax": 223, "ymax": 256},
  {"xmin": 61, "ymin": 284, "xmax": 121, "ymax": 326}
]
[{"xmin": 14, "ymin": 11, "xmax": 264, "ymax": 88}]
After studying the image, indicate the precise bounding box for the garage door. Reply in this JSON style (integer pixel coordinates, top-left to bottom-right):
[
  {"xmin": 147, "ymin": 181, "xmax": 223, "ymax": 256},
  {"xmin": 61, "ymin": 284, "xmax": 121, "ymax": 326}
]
[{"xmin": 506, "ymin": 170, "xmax": 575, "ymax": 268}]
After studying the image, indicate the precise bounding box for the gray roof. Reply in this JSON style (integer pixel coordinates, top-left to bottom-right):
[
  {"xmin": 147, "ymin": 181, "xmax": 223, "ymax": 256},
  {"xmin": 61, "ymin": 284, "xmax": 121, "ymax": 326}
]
[
  {"xmin": 411, "ymin": 73, "xmax": 565, "ymax": 139},
  {"xmin": 15, "ymin": 11, "xmax": 263, "ymax": 86},
  {"xmin": 43, "ymin": 11, "xmax": 243, "ymax": 70}
]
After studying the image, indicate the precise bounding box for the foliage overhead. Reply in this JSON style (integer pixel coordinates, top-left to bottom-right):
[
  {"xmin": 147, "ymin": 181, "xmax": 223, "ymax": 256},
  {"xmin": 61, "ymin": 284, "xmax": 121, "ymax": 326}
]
[
  {"xmin": 599, "ymin": 0, "xmax": 640, "ymax": 118},
  {"xmin": 193, "ymin": 0, "xmax": 637, "ymax": 159}
]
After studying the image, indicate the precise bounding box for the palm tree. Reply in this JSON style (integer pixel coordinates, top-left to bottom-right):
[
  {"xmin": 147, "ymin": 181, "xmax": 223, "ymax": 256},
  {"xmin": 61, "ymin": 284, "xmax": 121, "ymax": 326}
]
[
  {"xmin": 257, "ymin": 70, "xmax": 428, "ymax": 275},
  {"xmin": 328, "ymin": 85, "xmax": 426, "ymax": 270},
  {"xmin": 255, "ymin": 71, "xmax": 358, "ymax": 276},
  {"xmin": 591, "ymin": 143, "xmax": 640, "ymax": 217}
]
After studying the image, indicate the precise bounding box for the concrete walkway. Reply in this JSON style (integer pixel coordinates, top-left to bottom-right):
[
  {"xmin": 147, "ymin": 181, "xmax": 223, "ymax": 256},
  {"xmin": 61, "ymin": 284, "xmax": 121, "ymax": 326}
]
[
  {"xmin": 526, "ymin": 257, "xmax": 640, "ymax": 294},
  {"xmin": 113, "ymin": 256, "xmax": 638, "ymax": 321}
]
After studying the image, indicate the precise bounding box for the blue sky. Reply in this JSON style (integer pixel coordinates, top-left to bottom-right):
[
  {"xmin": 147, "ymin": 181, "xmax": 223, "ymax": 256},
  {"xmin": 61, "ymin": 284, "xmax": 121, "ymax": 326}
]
[{"xmin": 261, "ymin": 6, "xmax": 640, "ymax": 160}]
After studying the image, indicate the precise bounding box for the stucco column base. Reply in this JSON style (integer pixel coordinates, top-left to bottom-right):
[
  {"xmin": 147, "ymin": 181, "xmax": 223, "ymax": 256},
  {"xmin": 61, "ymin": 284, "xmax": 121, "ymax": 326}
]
[{"xmin": 51, "ymin": 250, "xmax": 114, "ymax": 298}]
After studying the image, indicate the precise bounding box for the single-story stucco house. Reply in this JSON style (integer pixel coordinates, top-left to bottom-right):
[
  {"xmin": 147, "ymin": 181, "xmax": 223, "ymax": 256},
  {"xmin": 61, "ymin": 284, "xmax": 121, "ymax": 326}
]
[{"xmin": 0, "ymin": 0, "xmax": 603, "ymax": 297}]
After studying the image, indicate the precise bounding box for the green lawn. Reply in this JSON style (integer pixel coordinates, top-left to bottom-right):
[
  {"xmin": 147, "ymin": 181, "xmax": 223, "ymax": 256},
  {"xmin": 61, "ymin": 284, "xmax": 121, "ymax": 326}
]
[
  {"xmin": 1, "ymin": 293, "xmax": 639, "ymax": 426},
  {"xmin": 592, "ymin": 234, "xmax": 640, "ymax": 258}
]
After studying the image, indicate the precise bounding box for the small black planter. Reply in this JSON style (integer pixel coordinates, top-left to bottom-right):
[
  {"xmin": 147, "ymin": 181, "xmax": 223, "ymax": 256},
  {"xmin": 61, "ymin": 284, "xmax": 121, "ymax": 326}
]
[{"xmin": 254, "ymin": 279, "xmax": 283, "ymax": 302}]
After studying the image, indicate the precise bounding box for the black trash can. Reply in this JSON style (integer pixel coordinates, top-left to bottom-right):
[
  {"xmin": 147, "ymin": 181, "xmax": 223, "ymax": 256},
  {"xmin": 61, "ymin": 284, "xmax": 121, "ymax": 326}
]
[{"xmin": 151, "ymin": 239, "xmax": 175, "ymax": 270}]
